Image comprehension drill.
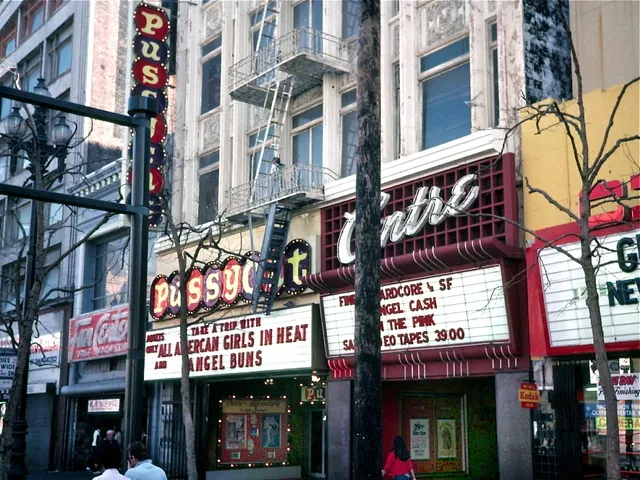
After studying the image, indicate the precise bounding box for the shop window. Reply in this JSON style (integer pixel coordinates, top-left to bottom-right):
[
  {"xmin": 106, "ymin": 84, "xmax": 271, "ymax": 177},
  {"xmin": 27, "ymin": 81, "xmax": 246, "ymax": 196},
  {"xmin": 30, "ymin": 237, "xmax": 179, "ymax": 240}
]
[
  {"xmin": 488, "ymin": 21, "xmax": 499, "ymax": 127},
  {"xmin": 340, "ymin": 90, "xmax": 357, "ymax": 177},
  {"xmin": 420, "ymin": 36, "xmax": 471, "ymax": 149},
  {"xmin": 197, "ymin": 149, "xmax": 220, "ymax": 225},
  {"xmin": 49, "ymin": 23, "xmax": 72, "ymax": 81},
  {"xmin": 0, "ymin": 22, "xmax": 17, "ymax": 58},
  {"xmin": 532, "ymin": 358, "xmax": 640, "ymax": 477},
  {"xmin": 342, "ymin": 0, "xmax": 359, "ymax": 39},
  {"xmin": 399, "ymin": 394, "xmax": 467, "ymax": 474},
  {"xmin": 22, "ymin": 0, "xmax": 46, "ymax": 38},
  {"xmin": 201, "ymin": 36, "xmax": 221, "ymax": 114}
]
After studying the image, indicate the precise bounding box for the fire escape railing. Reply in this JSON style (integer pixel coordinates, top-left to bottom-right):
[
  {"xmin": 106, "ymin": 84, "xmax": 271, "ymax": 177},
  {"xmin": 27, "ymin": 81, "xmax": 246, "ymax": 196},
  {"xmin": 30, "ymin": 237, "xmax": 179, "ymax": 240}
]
[
  {"xmin": 223, "ymin": 163, "xmax": 338, "ymax": 219},
  {"xmin": 229, "ymin": 27, "xmax": 351, "ymax": 92}
]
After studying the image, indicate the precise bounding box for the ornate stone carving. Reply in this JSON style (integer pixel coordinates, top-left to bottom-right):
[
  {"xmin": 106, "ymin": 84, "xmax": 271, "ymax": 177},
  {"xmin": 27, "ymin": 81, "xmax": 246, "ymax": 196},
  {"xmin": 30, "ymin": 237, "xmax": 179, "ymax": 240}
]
[
  {"xmin": 200, "ymin": 112, "xmax": 221, "ymax": 151},
  {"xmin": 204, "ymin": 1, "xmax": 223, "ymax": 40},
  {"xmin": 419, "ymin": 0, "xmax": 467, "ymax": 52},
  {"xmin": 247, "ymin": 105, "xmax": 270, "ymax": 132},
  {"xmin": 291, "ymin": 86, "xmax": 323, "ymax": 110}
]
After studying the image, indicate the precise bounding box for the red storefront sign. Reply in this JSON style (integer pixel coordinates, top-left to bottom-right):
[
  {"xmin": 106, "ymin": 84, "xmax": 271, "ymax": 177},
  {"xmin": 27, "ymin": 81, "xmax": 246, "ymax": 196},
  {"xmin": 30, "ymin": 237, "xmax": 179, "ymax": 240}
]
[
  {"xmin": 307, "ymin": 155, "xmax": 527, "ymax": 381},
  {"xmin": 519, "ymin": 383, "xmax": 540, "ymax": 408},
  {"xmin": 68, "ymin": 306, "xmax": 128, "ymax": 362}
]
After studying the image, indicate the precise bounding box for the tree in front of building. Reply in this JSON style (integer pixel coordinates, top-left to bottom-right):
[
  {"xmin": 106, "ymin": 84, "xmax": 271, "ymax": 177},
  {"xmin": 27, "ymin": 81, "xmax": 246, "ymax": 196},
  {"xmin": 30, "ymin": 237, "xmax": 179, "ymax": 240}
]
[{"xmin": 495, "ymin": 14, "xmax": 639, "ymax": 479}]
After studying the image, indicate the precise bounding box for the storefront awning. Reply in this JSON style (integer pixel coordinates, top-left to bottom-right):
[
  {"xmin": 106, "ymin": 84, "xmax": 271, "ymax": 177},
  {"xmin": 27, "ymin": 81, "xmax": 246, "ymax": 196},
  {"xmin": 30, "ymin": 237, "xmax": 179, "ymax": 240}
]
[
  {"xmin": 60, "ymin": 379, "xmax": 125, "ymax": 396},
  {"xmin": 304, "ymin": 237, "xmax": 523, "ymax": 292}
]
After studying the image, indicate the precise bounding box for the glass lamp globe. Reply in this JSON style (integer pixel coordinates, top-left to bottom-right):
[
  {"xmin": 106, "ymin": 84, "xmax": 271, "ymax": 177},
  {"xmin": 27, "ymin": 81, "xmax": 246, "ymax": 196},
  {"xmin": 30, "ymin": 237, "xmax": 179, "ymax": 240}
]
[
  {"xmin": 53, "ymin": 115, "xmax": 72, "ymax": 146},
  {"xmin": 33, "ymin": 78, "xmax": 51, "ymax": 97},
  {"xmin": 6, "ymin": 106, "xmax": 23, "ymax": 137}
]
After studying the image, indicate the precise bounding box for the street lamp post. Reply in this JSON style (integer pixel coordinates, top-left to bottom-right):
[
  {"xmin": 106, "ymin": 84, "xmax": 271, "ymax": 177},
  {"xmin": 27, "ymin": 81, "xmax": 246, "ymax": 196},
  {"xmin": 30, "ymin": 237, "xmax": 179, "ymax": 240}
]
[{"xmin": 4, "ymin": 78, "xmax": 72, "ymax": 480}]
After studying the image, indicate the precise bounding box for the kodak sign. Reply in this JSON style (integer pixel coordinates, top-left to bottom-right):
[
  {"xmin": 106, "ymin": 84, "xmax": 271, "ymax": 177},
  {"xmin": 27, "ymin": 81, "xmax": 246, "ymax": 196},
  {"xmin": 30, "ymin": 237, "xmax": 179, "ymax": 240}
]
[
  {"xmin": 519, "ymin": 382, "xmax": 541, "ymax": 409},
  {"xmin": 129, "ymin": 2, "xmax": 170, "ymax": 228}
]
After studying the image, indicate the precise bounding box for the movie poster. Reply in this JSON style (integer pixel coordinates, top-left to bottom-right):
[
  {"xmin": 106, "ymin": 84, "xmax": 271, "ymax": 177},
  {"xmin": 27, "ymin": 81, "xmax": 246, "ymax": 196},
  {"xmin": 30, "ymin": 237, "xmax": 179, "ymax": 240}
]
[
  {"xmin": 437, "ymin": 419, "xmax": 456, "ymax": 458},
  {"xmin": 225, "ymin": 414, "xmax": 246, "ymax": 450},
  {"xmin": 261, "ymin": 414, "xmax": 281, "ymax": 448},
  {"xmin": 409, "ymin": 418, "xmax": 430, "ymax": 460}
]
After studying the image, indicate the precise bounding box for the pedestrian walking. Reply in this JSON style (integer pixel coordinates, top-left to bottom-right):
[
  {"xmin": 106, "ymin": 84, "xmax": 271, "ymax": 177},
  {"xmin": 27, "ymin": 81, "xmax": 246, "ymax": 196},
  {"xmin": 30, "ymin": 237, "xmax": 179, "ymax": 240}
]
[
  {"xmin": 381, "ymin": 435, "xmax": 417, "ymax": 480},
  {"xmin": 87, "ymin": 427, "xmax": 102, "ymax": 473},
  {"xmin": 94, "ymin": 446, "xmax": 127, "ymax": 480},
  {"xmin": 125, "ymin": 442, "xmax": 167, "ymax": 480}
]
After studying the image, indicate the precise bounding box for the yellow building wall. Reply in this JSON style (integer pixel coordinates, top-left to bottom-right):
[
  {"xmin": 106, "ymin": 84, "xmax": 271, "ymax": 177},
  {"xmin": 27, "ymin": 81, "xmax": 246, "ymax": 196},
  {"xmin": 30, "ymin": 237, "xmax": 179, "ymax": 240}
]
[{"xmin": 522, "ymin": 82, "xmax": 640, "ymax": 235}]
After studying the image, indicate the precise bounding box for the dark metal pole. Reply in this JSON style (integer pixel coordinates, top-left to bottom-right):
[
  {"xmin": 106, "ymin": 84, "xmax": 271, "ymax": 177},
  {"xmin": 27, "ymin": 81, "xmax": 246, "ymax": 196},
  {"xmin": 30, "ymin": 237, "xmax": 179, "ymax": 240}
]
[
  {"xmin": 353, "ymin": 0, "xmax": 382, "ymax": 479},
  {"xmin": 123, "ymin": 96, "xmax": 156, "ymax": 455}
]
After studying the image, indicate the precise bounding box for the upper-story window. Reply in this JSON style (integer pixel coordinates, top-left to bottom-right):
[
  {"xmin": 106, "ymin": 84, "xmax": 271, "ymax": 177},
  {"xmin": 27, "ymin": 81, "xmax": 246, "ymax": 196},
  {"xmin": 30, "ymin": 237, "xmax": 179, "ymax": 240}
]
[
  {"xmin": 340, "ymin": 89, "xmax": 357, "ymax": 177},
  {"xmin": 49, "ymin": 23, "xmax": 72, "ymax": 81},
  {"xmin": 489, "ymin": 21, "xmax": 499, "ymax": 127},
  {"xmin": 250, "ymin": 1, "xmax": 277, "ymax": 52},
  {"xmin": 393, "ymin": 62, "xmax": 400, "ymax": 159},
  {"xmin": 420, "ymin": 36, "xmax": 471, "ymax": 150},
  {"xmin": 342, "ymin": 0, "xmax": 359, "ymax": 39},
  {"xmin": 22, "ymin": 0, "xmax": 46, "ymax": 38},
  {"xmin": 292, "ymin": 104, "xmax": 323, "ymax": 168},
  {"xmin": 49, "ymin": 0, "xmax": 67, "ymax": 15},
  {"xmin": 248, "ymin": 125, "xmax": 276, "ymax": 180},
  {"xmin": 391, "ymin": 0, "xmax": 400, "ymax": 18},
  {"xmin": 0, "ymin": 77, "xmax": 13, "ymax": 120},
  {"xmin": 197, "ymin": 149, "xmax": 220, "ymax": 224},
  {"xmin": 89, "ymin": 234, "xmax": 129, "ymax": 311},
  {"xmin": 20, "ymin": 48, "xmax": 42, "ymax": 94},
  {"xmin": 201, "ymin": 35, "xmax": 222, "ymax": 114},
  {"xmin": 0, "ymin": 21, "xmax": 17, "ymax": 58},
  {"xmin": 11, "ymin": 198, "xmax": 31, "ymax": 241},
  {"xmin": 294, "ymin": 0, "xmax": 323, "ymax": 52}
]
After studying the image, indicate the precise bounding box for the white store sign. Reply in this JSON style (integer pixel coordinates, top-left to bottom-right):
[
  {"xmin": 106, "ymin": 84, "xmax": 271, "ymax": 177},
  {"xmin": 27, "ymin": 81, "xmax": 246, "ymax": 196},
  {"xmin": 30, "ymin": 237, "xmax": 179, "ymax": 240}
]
[
  {"xmin": 538, "ymin": 229, "xmax": 640, "ymax": 347},
  {"xmin": 322, "ymin": 265, "xmax": 509, "ymax": 357},
  {"xmin": 144, "ymin": 305, "xmax": 314, "ymax": 381}
]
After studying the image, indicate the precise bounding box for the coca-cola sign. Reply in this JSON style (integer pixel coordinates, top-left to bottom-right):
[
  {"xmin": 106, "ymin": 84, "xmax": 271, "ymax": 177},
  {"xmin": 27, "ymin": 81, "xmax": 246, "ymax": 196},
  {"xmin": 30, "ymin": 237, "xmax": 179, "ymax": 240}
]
[{"xmin": 68, "ymin": 306, "xmax": 128, "ymax": 362}]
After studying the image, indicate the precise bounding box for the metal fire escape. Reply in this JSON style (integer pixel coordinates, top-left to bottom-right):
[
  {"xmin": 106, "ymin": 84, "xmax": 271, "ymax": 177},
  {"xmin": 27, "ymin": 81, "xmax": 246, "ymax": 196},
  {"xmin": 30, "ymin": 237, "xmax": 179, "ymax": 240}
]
[{"xmin": 225, "ymin": 0, "xmax": 351, "ymax": 314}]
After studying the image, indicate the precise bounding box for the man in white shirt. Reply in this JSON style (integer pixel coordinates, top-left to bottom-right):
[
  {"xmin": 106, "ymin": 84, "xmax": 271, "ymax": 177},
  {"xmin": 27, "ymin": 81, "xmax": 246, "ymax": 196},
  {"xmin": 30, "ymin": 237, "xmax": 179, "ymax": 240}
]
[
  {"xmin": 87, "ymin": 428, "xmax": 102, "ymax": 473},
  {"xmin": 125, "ymin": 442, "xmax": 167, "ymax": 480},
  {"xmin": 94, "ymin": 445, "xmax": 127, "ymax": 480}
]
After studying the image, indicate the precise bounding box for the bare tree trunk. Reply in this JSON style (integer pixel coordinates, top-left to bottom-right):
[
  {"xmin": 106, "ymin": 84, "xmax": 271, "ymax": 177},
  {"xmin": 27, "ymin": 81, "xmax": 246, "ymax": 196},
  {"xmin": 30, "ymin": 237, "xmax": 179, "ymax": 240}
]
[
  {"xmin": 167, "ymin": 215, "xmax": 198, "ymax": 480},
  {"xmin": 353, "ymin": 0, "xmax": 382, "ymax": 479},
  {"xmin": 579, "ymin": 187, "xmax": 620, "ymax": 480}
]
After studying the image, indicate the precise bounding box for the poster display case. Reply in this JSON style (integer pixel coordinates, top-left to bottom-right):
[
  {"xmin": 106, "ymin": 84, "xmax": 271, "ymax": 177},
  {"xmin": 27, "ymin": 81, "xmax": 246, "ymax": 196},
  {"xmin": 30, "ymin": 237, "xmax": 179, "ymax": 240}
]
[{"xmin": 219, "ymin": 398, "xmax": 289, "ymax": 465}]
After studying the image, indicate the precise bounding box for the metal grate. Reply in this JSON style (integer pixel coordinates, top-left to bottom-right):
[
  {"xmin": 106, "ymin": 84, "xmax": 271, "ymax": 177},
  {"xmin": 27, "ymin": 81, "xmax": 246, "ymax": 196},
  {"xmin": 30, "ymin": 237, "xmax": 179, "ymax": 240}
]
[{"xmin": 321, "ymin": 155, "xmax": 518, "ymax": 271}]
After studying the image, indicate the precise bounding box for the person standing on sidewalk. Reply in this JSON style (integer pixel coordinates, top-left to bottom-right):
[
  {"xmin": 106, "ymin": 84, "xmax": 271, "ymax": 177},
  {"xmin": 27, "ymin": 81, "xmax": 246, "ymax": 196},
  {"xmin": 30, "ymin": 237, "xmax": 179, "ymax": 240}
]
[
  {"xmin": 124, "ymin": 442, "xmax": 167, "ymax": 480},
  {"xmin": 94, "ymin": 447, "xmax": 127, "ymax": 480}
]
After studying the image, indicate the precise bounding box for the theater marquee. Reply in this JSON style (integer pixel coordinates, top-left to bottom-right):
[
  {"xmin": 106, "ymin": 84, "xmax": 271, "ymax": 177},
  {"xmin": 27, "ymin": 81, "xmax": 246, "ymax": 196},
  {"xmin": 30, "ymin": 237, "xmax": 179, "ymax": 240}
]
[
  {"xmin": 144, "ymin": 305, "xmax": 317, "ymax": 381},
  {"xmin": 321, "ymin": 265, "xmax": 510, "ymax": 357}
]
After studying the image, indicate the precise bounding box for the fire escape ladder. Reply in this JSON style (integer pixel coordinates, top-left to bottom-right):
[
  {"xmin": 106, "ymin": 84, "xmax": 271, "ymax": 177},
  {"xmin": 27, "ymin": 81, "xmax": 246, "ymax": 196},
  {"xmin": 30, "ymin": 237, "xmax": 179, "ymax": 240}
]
[{"xmin": 252, "ymin": 203, "xmax": 293, "ymax": 314}]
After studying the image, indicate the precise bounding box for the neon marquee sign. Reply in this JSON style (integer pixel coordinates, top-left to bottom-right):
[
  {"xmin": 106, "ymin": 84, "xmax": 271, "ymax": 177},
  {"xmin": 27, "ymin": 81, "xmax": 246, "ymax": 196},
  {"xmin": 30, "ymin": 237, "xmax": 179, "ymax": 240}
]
[
  {"xmin": 337, "ymin": 174, "xmax": 479, "ymax": 264},
  {"xmin": 150, "ymin": 239, "xmax": 311, "ymax": 320},
  {"xmin": 129, "ymin": 2, "xmax": 171, "ymax": 228}
]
